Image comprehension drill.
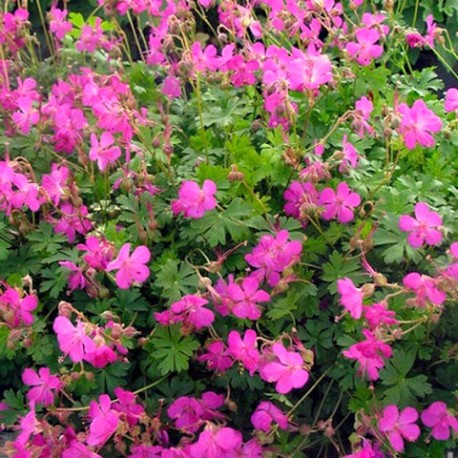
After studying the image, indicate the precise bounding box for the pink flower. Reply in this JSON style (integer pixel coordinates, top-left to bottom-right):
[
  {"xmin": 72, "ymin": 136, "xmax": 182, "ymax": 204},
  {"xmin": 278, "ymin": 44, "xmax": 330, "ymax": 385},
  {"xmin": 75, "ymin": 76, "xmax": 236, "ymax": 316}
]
[
  {"xmin": 226, "ymin": 276, "xmax": 270, "ymax": 320},
  {"xmin": 112, "ymin": 387, "xmax": 145, "ymax": 427},
  {"xmin": 48, "ymin": 7, "xmax": 73, "ymax": 40},
  {"xmin": 251, "ymin": 401, "xmax": 288, "ymax": 432},
  {"xmin": 162, "ymin": 76, "xmax": 181, "ymax": 99},
  {"xmin": 342, "ymin": 439, "xmax": 384, "ymax": 458},
  {"xmin": 89, "ymin": 132, "xmax": 122, "ymax": 171},
  {"xmin": 339, "ymin": 135, "xmax": 359, "ymax": 173},
  {"xmin": 363, "ymin": 302, "xmax": 398, "ymax": 330},
  {"xmin": 245, "ymin": 230, "xmax": 302, "ymax": 287},
  {"xmin": 87, "ymin": 394, "xmax": 120, "ymax": 446},
  {"xmin": 197, "ymin": 340, "xmax": 234, "ymax": 372},
  {"xmin": 168, "ymin": 396, "xmax": 204, "ymax": 432},
  {"xmin": 22, "ymin": 368, "xmax": 61, "ymax": 406},
  {"xmin": 319, "ymin": 182, "xmax": 361, "ymax": 223},
  {"xmin": 421, "ymin": 401, "xmax": 458, "ymax": 440},
  {"xmin": 342, "ymin": 330, "xmax": 392, "ymax": 381},
  {"xmin": 352, "ymin": 96, "xmax": 374, "ymax": 137},
  {"xmin": 0, "ymin": 286, "xmax": 38, "ymax": 327},
  {"xmin": 41, "ymin": 164, "xmax": 70, "ymax": 206},
  {"xmin": 227, "ymin": 329, "xmax": 260, "ymax": 375},
  {"xmin": 378, "ymin": 405, "xmax": 420, "ymax": 452},
  {"xmin": 53, "ymin": 316, "xmax": 96, "ymax": 363},
  {"xmin": 77, "ymin": 235, "xmax": 114, "ymax": 270},
  {"xmin": 399, "ymin": 202, "xmax": 442, "ymax": 248},
  {"xmin": 346, "ymin": 28, "xmax": 383, "ymax": 66},
  {"xmin": 283, "ymin": 181, "xmax": 319, "ymax": 223},
  {"xmin": 106, "ymin": 243, "xmax": 151, "ymax": 289},
  {"xmin": 171, "ymin": 180, "xmax": 217, "ymax": 219},
  {"xmin": 403, "ymin": 272, "xmax": 446, "ymax": 308},
  {"xmin": 445, "ymin": 88, "xmax": 458, "ymax": 113},
  {"xmin": 260, "ymin": 342, "xmax": 309, "ymax": 394},
  {"xmin": 189, "ymin": 424, "xmax": 242, "ymax": 458},
  {"xmin": 52, "ymin": 203, "xmax": 93, "ymax": 242},
  {"xmin": 170, "ymin": 294, "xmax": 215, "ymax": 330},
  {"xmin": 336, "ymin": 278, "xmax": 364, "ymax": 319},
  {"xmin": 59, "ymin": 261, "xmax": 86, "ymax": 292},
  {"xmin": 12, "ymin": 96, "xmax": 40, "ymax": 134},
  {"xmin": 398, "ymin": 99, "xmax": 442, "ymax": 150}
]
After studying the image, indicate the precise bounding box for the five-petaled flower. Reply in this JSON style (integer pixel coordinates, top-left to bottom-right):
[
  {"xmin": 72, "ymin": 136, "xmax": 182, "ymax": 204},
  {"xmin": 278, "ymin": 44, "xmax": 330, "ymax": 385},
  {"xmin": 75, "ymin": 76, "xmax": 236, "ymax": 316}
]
[
  {"xmin": 397, "ymin": 99, "xmax": 442, "ymax": 150},
  {"xmin": 319, "ymin": 182, "xmax": 361, "ymax": 224},
  {"xmin": 378, "ymin": 405, "xmax": 420, "ymax": 452},
  {"xmin": 260, "ymin": 342, "xmax": 309, "ymax": 394},
  {"xmin": 106, "ymin": 243, "xmax": 151, "ymax": 289},
  {"xmin": 399, "ymin": 202, "xmax": 442, "ymax": 248},
  {"xmin": 171, "ymin": 180, "xmax": 217, "ymax": 219}
]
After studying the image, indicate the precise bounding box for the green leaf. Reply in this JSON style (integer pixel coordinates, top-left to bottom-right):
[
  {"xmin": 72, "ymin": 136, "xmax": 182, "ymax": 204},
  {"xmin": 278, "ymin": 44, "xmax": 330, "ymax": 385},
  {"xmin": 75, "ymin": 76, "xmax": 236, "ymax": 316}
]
[
  {"xmin": 153, "ymin": 259, "xmax": 198, "ymax": 304},
  {"xmin": 148, "ymin": 325, "xmax": 200, "ymax": 375},
  {"xmin": 27, "ymin": 223, "xmax": 67, "ymax": 255},
  {"xmin": 180, "ymin": 198, "xmax": 254, "ymax": 248},
  {"xmin": 322, "ymin": 251, "xmax": 362, "ymax": 293},
  {"xmin": 380, "ymin": 350, "xmax": 432, "ymax": 405}
]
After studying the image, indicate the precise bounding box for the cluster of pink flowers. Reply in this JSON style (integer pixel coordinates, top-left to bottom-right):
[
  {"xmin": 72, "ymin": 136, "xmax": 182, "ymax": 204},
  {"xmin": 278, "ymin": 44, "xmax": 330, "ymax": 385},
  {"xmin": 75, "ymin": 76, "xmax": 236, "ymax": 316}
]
[
  {"xmin": 155, "ymin": 294, "xmax": 215, "ymax": 330},
  {"xmin": 198, "ymin": 331, "xmax": 310, "ymax": 395},
  {"xmin": 245, "ymin": 229, "xmax": 302, "ymax": 287},
  {"xmin": 284, "ymin": 180, "xmax": 361, "ymax": 225},
  {"xmin": 53, "ymin": 315, "xmax": 131, "ymax": 368},
  {"xmin": 0, "ymin": 283, "xmax": 38, "ymax": 328},
  {"xmin": 172, "ymin": 180, "xmax": 217, "ymax": 219}
]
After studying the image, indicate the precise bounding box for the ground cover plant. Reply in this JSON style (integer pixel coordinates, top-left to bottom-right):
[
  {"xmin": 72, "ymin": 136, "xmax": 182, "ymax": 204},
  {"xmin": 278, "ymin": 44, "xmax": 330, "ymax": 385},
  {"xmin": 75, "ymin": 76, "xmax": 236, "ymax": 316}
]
[{"xmin": 0, "ymin": 0, "xmax": 457, "ymax": 457}]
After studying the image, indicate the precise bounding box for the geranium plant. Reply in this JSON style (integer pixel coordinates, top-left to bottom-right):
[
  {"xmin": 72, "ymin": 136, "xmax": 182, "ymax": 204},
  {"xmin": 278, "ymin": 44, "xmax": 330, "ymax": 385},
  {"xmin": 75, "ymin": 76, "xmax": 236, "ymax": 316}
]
[{"xmin": 0, "ymin": 0, "xmax": 457, "ymax": 457}]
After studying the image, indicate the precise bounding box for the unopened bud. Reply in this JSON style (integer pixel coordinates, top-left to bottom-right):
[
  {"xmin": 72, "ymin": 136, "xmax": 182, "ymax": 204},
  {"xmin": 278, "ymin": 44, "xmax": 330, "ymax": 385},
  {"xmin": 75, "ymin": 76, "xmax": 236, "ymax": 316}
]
[
  {"xmin": 374, "ymin": 274, "xmax": 388, "ymax": 287},
  {"xmin": 361, "ymin": 283, "xmax": 375, "ymax": 298},
  {"xmin": 58, "ymin": 301, "xmax": 73, "ymax": 318}
]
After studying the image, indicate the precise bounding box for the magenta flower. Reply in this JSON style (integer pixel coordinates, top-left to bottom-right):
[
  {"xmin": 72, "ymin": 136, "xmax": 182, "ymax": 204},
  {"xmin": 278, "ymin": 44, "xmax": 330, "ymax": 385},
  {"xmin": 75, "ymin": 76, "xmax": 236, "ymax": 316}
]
[
  {"xmin": 112, "ymin": 388, "xmax": 145, "ymax": 427},
  {"xmin": 352, "ymin": 96, "xmax": 374, "ymax": 137},
  {"xmin": 53, "ymin": 316, "xmax": 96, "ymax": 363},
  {"xmin": 170, "ymin": 294, "xmax": 215, "ymax": 330},
  {"xmin": 168, "ymin": 396, "xmax": 205, "ymax": 432},
  {"xmin": 48, "ymin": 7, "xmax": 73, "ymax": 40},
  {"xmin": 445, "ymin": 88, "xmax": 458, "ymax": 114},
  {"xmin": 106, "ymin": 243, "xmax": 151, "ymax": 289},
  {"xmin": 346, "ymin": 28, "xmax": 383, "ymax": 66},
  {"xmin": 245, "ymin": 230, "xmax": 302, "ymax": 287},
  {"xmin": 227, "ymin": 329, "xmax": 260, "ymax": 375},
  {"xmin": 226, "ymin": 276, "xmax": 270, "ymax": 320},
  {"xmin": 403, "ymin": 272, "xmax": 446, "ymax": 308},
  {"xmin": 12, "ymin": 96, "xmax": 40, "ymax": 134},
  {"xmin": 189, "ymin": 424, "xmax": 242, "ymax": 458},
  {"xmin": 77, "ymin": 235, "xmax": 114, "ymax": 270},
  {"xmin": 398, "ymin": 99, "xmax": 442, "ymax": 150},
  {"xmin": 260, "ymin": 342, "xmax": 309, "ymax": 394},
  {"xmin": 363, "ymin": 302, "xmax": 398, "ymax": 330},
  {"xmin": 378, "ymin": 405, "xmax": 420, "ymax": 452},
  {"xmin": 251, "ymin": 401, "xmax": 289, "ymax": 432},
  {"xmin": 421, "ymin": 401, "xmax": 458, "ymax": 440},
  {"xmin": 283, "ymin": 181, "xmax": 319, "ymax": 223},
  {"xmin": 399, "ymin": 202, "xmax": 442, "ymax": 248},
  {"xmin": 89, "ymin": 132, "xmax": 122, "ymax": 171},
  {"xmin": 59, "ymin": 261, "xmax": 86, "ymax": 292},
  {"xmin": 22, "ymin": 368, "xmax": 61, "ymax": 406},
  {"xmin": 319, "ymin": 182, "xmax": 361, "ymax": 224},
  {"xmin": 171, "ymin": 180, "xmax": 217, "ymax": 219},
  {"xmin": 0, "ymin": 286, "xmax": 38, "ymax": 327},
  {"xmin": 87, "ymin": 394, "xmax": 120, "ymax": 446},
  {"xmin": 342, "ymin": 330, "xmax": 392, "ymax": 381},
  {"xmin": 336, "ymin": 278, "xmax": 364, "ymax": 319},
  {"xmin": 197, "ymin": 340, "xmax": 234, "ymax": 372},
  {"xmin": 339, "ymin": 135, "xmax": 359, "ymax": 173}
]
